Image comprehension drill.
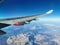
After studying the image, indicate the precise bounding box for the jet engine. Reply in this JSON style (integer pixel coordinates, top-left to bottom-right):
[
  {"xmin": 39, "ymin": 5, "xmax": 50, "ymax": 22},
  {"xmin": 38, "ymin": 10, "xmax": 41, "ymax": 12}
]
[{"xmin": 13, "ymin": 22, "xmax": 24, "ymax": 26}]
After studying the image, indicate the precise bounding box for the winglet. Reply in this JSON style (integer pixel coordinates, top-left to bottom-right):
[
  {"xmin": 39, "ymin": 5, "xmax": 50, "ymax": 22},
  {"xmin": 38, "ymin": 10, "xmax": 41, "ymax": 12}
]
[{"xmin": 46, "ymin": 9, "xmax": 54, "ymax": 14}]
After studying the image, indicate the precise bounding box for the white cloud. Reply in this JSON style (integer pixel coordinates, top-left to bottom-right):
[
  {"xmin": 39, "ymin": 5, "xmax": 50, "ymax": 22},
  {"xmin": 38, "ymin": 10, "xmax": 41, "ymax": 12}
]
[
  {"xmin": 14, "ymin": 28, "xmax": 20, "ymax": 30},
  {"xmin": 34, "ymin": 34, "xmax": 49, "ymax": 45},
  {"xmin": 30, "ymin": 26, "xmax": 36, "ymax": 30},
  {"xmin": 37, "ymin": 18, "xmax": 60, "ymax": 22},
  {"xmin": 43, "ymin": 24, "xmax": 55, "ymax": 27},
  {"xmin": 43, "ymin": 24, "xmax": 60, "ymax": 29},
  {"xmin": 52, "ymin": 36, "xmax": 60, "ymax": 45},
  {"xmin": 7, "ymin": 33, "xmax": 29, "ymax": 45}
]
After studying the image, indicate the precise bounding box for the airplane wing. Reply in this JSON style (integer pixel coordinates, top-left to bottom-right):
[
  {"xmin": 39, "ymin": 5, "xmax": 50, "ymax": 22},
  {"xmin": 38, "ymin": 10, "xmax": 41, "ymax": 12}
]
[
  {"xmin": 0, "ymin": 23, "xmax": 10, "ymax": 35},
  {"xmin": 0, "ymin": 10, "xmax": 53, "ymax": 35}
]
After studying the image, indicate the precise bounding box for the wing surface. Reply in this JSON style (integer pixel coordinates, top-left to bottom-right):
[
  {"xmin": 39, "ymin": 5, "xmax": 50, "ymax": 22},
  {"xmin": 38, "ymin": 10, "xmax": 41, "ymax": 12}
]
[
  {"xmin": 0, "ymin": 10, "xmax": 53, "ymax": 35},
  {"xmin": 0, "ymin": 10, "xmax": 53, "ymax": 24}
]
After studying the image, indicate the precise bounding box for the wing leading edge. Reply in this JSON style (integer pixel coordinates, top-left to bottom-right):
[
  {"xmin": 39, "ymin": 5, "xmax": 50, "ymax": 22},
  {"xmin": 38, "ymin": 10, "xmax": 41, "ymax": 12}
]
[{"xmin": 0, "ymin": 10, "xmax": 53, "ymax": 24}]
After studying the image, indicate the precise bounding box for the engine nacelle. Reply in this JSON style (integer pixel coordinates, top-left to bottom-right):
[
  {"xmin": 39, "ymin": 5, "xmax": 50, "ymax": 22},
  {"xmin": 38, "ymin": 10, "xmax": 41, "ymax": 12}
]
[
  {"xmin": 13, "ymin": 21, "xmax": 31, "ymax": 26},
  {"xmin": 13, "ymin": 22, "xmax": 24, "ymax": 26}
]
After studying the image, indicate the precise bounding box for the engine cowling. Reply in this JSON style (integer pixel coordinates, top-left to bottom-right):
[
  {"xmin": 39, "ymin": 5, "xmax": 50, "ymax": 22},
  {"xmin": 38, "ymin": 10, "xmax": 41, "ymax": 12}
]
[
  {"xmin": 13, "ymin": 22, "xmax": 23, "ymax": 26},
  {"xmin": 13, "ymin": 21, "xmax": 31, "ymax": 26}
]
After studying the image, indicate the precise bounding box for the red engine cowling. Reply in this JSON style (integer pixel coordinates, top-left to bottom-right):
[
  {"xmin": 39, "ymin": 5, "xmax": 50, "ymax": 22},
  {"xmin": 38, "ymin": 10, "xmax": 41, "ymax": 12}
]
[{"xmin": 13, "ymin": 22, "xmax": 23, "ymax": 26}]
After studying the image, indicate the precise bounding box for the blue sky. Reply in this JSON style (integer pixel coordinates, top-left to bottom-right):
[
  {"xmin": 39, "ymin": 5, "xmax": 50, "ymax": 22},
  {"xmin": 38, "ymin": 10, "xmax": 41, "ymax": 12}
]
[{"xmin": 0, "ymin": 0, "xmax": 60, "ymax": 18}]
